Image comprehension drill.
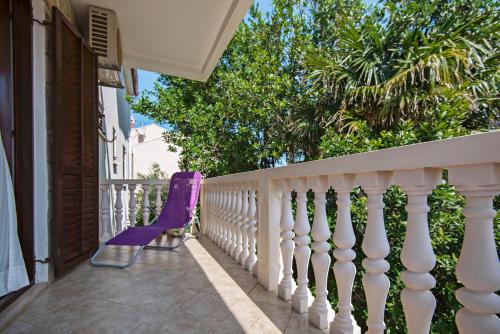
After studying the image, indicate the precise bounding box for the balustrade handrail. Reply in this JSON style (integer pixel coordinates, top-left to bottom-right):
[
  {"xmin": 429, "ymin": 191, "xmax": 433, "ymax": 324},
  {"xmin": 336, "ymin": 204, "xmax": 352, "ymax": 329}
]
[{"xmin": 202, "ymin": 131, "xmax": 500, "ymax": 183}]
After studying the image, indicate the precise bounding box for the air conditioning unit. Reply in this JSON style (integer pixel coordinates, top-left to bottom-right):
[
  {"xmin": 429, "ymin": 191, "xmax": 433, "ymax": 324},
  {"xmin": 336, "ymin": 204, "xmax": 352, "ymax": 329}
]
[{"xmin": 89, "ymin": 6, "xmax": 123, "ymax": 88}]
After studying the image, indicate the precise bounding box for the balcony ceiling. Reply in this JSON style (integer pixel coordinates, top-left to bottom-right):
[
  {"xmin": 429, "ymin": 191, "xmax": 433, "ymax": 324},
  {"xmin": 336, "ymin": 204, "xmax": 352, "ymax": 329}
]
[{"xmin": 70, "ymin": 0, "xmax": 252, "ymax": 81}]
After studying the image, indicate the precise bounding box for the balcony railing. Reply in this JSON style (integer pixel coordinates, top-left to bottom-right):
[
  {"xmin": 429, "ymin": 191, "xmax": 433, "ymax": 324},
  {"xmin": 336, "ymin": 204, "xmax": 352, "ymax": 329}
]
[
  {"xmin": 99, "ymin": 179, "xmax": 171, "ymax": 241},
  {"xmin": 199, "ymin": 131, "xmax": 500, "ymax": 334}
]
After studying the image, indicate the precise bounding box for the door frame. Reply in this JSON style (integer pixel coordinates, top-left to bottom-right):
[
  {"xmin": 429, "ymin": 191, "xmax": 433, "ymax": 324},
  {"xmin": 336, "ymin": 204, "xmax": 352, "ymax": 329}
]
[{"xmin": 0, "ymin": 0, "xmax": 34, "ymax": 311}]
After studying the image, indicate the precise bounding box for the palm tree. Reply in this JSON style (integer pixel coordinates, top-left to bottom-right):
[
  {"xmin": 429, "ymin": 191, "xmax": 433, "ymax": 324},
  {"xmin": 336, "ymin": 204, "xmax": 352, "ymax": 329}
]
[{"xmin": 307, "ymin": 11, "xmax": 498, "ymax": 130}]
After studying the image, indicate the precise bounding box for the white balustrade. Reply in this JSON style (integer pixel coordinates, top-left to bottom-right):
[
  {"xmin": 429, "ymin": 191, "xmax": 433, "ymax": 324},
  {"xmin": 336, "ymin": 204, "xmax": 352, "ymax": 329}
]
[
  {"xmin": 114, "ymin": 184, "xmax": 124, "ymax": 233},
  {"xmin": 291, "ymin": 177, "xmax": 312, "ymax": 313},
  {"xmin": 246, "ymin": 187, "xmax": 258, "ymax": 273},
  {"xmin": 238, "ymin": 187, "xmax": 250, "ymax": 264},
  {"xmin": 142, "ymin": 184, "xmax": 151, "ymax": 225},
  {"xmin": 196, "ymin": 132, "xmax": 500, "ymax": 334},
  {"xmin": 155, "ymin": 184, "xmax": 163, "ymax": 217},
  {"xmin": 395, "ymin": 169, "xmax": 441, "ymax": 334},
  {"xmin": 329, "ymin": 174, "xmax": 360, "ymax": 334},
  {"xmin": 99, "ymin": 179, "xmax": 170, "ymax": 237},
  {"xmin": 100, "ymin": 184, "xmax": 112, "ymax": 242},
  {"xmin": 224, "ymin": 189, "xmax": 235, "ymax": 253},
  {"xmin": 449, "ymin": 164, "xmax": 500, "ymax": 334},
  {"xmin": 128, "ymin": 184, "xmax": 137, "ymax": 227},
  {"xmin": 308, "ymin": 176, "xmax": 334, "ymax": 329},
  {"xmin": 358, "ymin": 172, "xmax": 391, "ymax": 334},
  {"xmin": 278, "ymin": 178, "xmax": 296, "ymax": 301},
  {"xmin": 231, "ymin": 189, "xmax": 243, "ymax": 259}
]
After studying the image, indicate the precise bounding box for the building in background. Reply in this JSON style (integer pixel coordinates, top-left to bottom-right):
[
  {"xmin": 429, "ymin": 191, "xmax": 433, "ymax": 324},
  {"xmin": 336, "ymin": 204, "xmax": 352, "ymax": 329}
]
[
  {"xmin": 129, "ymin": 120, "xmax": 180, "ymax": 178},
  {"xmin": 98, "ymin": 84, "xmax": 134, "ymax": 182}
]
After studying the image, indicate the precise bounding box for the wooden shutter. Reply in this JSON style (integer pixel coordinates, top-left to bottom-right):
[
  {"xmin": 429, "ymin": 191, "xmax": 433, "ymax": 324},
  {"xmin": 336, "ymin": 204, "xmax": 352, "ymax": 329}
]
[{"xmin": 52, "ymin": 8, "xmax": 98, "ymax": 276}]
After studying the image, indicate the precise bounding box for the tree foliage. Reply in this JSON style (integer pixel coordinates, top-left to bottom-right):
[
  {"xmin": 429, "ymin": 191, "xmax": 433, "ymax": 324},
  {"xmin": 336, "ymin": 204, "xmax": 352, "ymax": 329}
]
[{"xmin": 129, "ymin": 1, "xmax": 499, "ymax": 332}]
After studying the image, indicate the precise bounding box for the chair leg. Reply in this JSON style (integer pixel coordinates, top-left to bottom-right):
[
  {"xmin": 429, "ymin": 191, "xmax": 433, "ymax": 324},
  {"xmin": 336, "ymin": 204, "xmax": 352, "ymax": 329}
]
[{"xmin": 91, "ymin": 244, "xmax": 145, "ymax": 269}]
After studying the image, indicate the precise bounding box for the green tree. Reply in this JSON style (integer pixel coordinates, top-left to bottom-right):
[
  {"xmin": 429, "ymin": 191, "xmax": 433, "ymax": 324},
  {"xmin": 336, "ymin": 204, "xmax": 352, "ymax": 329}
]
[{"xmin": 135, "ymin": 163, "xmax": 168, "ymax": 225}]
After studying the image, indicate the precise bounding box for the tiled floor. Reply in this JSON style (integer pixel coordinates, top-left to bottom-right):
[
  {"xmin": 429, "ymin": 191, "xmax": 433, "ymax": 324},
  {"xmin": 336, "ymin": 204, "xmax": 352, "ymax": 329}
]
[{"xmin": 2, "ymin": 236, "xmax": 326, "ymax": 334}]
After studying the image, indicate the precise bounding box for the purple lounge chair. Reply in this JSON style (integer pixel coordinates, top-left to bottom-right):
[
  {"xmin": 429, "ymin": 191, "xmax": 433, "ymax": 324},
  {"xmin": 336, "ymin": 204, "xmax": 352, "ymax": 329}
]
[{"xmin": 91, "ymin": 171, "xmax": 202, "ymax": 268}]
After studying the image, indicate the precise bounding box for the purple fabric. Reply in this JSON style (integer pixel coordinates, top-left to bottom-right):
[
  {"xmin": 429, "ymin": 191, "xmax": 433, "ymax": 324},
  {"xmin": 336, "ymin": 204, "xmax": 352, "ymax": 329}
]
[
  {"xmin": 106, "ymin": 171, "xmax": 202, "ymax": 246},
  {"xmin": 106, "ymin": 227, "xmax": 164, "ymax": 246}
]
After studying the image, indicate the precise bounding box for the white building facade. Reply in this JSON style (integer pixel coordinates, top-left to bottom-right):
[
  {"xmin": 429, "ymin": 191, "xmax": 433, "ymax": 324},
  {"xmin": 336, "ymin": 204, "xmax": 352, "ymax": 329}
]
[{"xmin": 129, "ymin": 122, "xmax": 180, "ymax": 178}]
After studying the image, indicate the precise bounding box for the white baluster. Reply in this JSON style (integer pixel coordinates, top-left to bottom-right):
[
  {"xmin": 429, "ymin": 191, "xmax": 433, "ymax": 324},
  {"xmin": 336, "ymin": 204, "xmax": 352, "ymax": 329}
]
[
  {"xmin": 222, "ymin": 187, "xmax": 231, "ymax": 250},
  {"xmin": 155, "ymin": 184, "xmax": 163, "ymax": 217},
  {"xmin": 239, "ymin": 187, "xmax": 250, "ymax": 265},
  {"xmin": 252, "ymin": 188, "xmax": 259, "ymax": 278},
  {"xmin": 308, "ymin": 176, "xmax": 335, "ymax": 329},
  {"xmin": 246, "ymin": 187, "xmax": 257, "ymax": 272},
  {"xmin": 329, "ymin": 174, "xmax": 360, "ymax": 334},
  {"xmin": 357, "ymin": 172, "xmax": 392, "ymax": 334},
  {"xmin": 231, "ymin": 188, "xmax": 243, "ymax": 259},
  {"xmin": 215, "ymin": 188, "xmax": 222, "ymax": 245},
  {"xmin": 395, "ymin": 168, "xmax": 441, "ymax": 334},
  {"xmin": 291, "ymin": 177, "xmax": 312, "ymax": 313},
  {"xmin": 218, "ymin": 188, "xmax": 228, "ymax": 248},
  {"xmin": 114, "ymin": 184, "xmax": 124, "ymax": 233},
  {"xmin": 100, "ymin": 184, "xmax": 112, "ymax": 241},
  {"xmin": 142, "ymin": 184, "xmax": 150, "ymax": 225},
  {"xmin": 207, "ymin": 187, "xmax": 213, "ymax": 238},
  {"xmin": 225, "ymin": 189, "xmax": 235, "ymax": 253},
  {"xmin": 128, "ymin": 184, "xmax": 137, "ymax": 227},
  {"xmin": 449, "ymin": 164, "xmax": 500, "ymax": 334},
  {"xmin": 211, "ymin": 188, "xmax": 216, "ymax": 239},
  {"xmin": 278, "ymin": 178, "xmax": 296, "ymax": 301}
]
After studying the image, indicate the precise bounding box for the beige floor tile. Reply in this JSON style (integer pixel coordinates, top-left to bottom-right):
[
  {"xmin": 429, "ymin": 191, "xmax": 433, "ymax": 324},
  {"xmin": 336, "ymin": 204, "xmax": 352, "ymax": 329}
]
[
  {"xmin": 0, "ymin": 320, "xmax": 66, "ymax": 334},
  {"xmin": 71, "ymin": 302, "xmax": 143, "ymax": 334},
  {"xmin": 284, "ymin": 312, "xmax": 328, "ymax": 334},
  {"xmin": 21, "ymin": 298, "xmax": 114, "ymax": 333},
  {"xmin": 248, "ymin": 284, "xmax": 291, "ymax": 308}
]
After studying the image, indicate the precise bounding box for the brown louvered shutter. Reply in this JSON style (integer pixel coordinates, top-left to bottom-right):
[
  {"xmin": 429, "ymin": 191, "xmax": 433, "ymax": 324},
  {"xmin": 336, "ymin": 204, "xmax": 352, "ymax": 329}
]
[{"xmin": 52, "ymin": 8, "xmax": 98, "ymax": 276}]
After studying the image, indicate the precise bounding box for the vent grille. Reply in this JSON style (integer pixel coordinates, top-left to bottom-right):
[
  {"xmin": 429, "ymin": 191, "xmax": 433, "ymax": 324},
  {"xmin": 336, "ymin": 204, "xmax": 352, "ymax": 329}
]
[{"xmin": 89, "ymin": 7, "xmax": 120, "ymax": 70}]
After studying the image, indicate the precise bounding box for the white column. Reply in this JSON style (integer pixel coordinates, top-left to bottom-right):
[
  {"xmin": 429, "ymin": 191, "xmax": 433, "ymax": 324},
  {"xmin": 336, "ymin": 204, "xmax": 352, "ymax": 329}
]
[
  {"xmin": 128, "ymin": 184, "xmax": 137, "ymax": 227},
  {"xmin": 114, "ymin": 184, "xmax": 124, "ymax": 233},
  {"xmin": 357, "ymin": 172, "xmax": 392, "ymax": 334},
  {"xmin": 291, "ymin": 177, "xmax": 312, "ymax": 314},
  {"xmin": 278, "ymin": 178, "xmax": 296, "ymax": 301},
  {"xmin": 239, "ymin": 187, "xmax": 250, "ymax": 265},
  {"xmin": 449, "ymin": 164, "xmax": 500, "ymax": 334},
  {"xmin": 246, "ymin": 186, "xmax": 258, "ymax": 273},
  {"xmin": 155, "ymin": 184, "xmax": 163, "ymax": 217},
  {"xmin": 329, "ymin": 174, "xmax": 360, "ymax": 334},
  {"xmin": 395, "ymin": 168, "xmax": 441, "ymax": 334},
  {"xmin": 308, "ymin": 176, "xmax": 334, "ymax": 329},
  {"xmin": 142, "ymin": 184, "xmax": 150, "ymax": 225},
  {"xmin": 231, "ymin": 188, "xmax": 243, "ymax": 259},
  {"xmin": 100, "ymin": 184, "xmax": 112, "ymax": 242}
]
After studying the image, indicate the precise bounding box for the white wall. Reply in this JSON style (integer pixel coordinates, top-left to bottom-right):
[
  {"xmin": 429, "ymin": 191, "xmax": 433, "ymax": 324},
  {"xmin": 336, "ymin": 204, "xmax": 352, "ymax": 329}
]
[
  {"xmin": 130, "ymin": 123, "xmax": 180, "ymax": 178},
  {"xmin": 98, "ymin": 86, "xmax": 130, "ymax": 182},
  {"xmin": 98, "ymin": 85, "xmax": 132, "ymax": 232}
]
